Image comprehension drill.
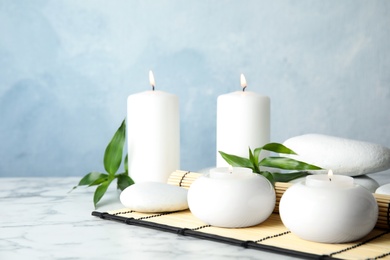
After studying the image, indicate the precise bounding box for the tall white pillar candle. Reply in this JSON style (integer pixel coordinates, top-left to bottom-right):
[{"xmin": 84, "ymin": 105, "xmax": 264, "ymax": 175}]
[
  {"xmin": 216, "ymin": 74, "xmax": 270, "ymax": 166},
  {"xmin": 127, "ymin": 71, "xmax": 180, "ymax": 183}
]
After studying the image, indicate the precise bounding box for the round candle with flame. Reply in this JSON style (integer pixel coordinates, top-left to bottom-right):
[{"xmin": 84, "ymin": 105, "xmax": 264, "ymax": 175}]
[
  {"xmin": 188, "ymin": 166, "xmax": 275, "ymax": 228},
  {"xmin": 208, "ymin": 165, "xmax": 252, "ymax": 179},
  {"xmin": 305, "ymin": 169, "xmax": 354, "ymax": 188},
  {"xmin": 279, "ymin": 170, "xmax": 378, "ymax": 243},
  {"xmin": 127, "ymin": 71, "xmax": 180, "ymax": 183},
  {"xmin": 216, "ymin": 74, "xmax": 270, "ymax": 167}
]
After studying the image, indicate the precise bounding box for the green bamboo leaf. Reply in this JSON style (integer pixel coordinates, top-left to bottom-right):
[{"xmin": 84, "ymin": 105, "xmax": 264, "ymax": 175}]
[
  {"xmin": 78, "ymin": 172, "xmax": 106, "ymax": 186},
  {"xmin": 124, "ymin": 154, "xmax": 128, "ymax": 173},
  {"xmin": 88, "ymin": 174, "xmax": 109, "ymax": 187},
  {"xmin": 259, "ymin": 157, "xmax": 322, "ymax": 170},
  {"xmin": 93, "ymin": 179, "xmax": 112, "ymax": 208},
  {"xmin": 117, "ymin": 173, "xmax": 134, "ymax": 191},
  {"xmin": 248, "ymin": 148, "xmax": 256, "ymax": 165},
  {"xmin": 271, "ymin": 171, "xmax": 310, "ymax": 182},
  {"xmin": 69, "ymin": 172, "xmax": 107, "ymax": 192},
  {"xmin": 253, "ymin": 147, "xmax": 262, "ymax": 165},
  {"xmin": 260, "ymin": 143, "xmax": 298, "ymax": 155},
  {"xmin": 219, "ymin": 151, "xmax": 254, "ymax": 170},
  {"xmin": 104, "ymin": 119, "xmax": 126, "ymax": 176},
  {"xmin": 248, "ymin": 147, "xmax": 260, "ymax": 173},
  {"xmin": 260, "ymin": 171, "xmax": 275, "ymax": 185}
]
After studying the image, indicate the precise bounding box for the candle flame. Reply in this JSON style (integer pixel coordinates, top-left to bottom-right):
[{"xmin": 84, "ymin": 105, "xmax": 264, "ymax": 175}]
[
  {"xmin": 328, "ymin": 169, "xmax": 333, "ymax": 181},
  {"xmin": 240, "ymin": 73, "xmax": 247, "ymax": 91},
  {"xmin": 228, "ymin": 165, "xmax": 233, "ymax": 174},
  {"xmin": 149, "ymin": 70, "xmax": 155, "ymax": 90}
]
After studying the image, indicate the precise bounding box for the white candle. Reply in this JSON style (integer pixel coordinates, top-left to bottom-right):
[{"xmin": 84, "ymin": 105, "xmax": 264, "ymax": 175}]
[
  {"xmin": 279, "ymin": 170, "xmax": 378, "ymax": 243},
  {"xmin": 216, "ymin": 74, "xmax": 270, "ymax": 167},
  {"xmin": 188, "ymin": 166, "xmax": 275, "ymax": 228},
  {"xmin": 305, "ymin": 169, "xmax": 354, "ymax": 188},
  {"xmin": 209, "ymin": 166, "xmax": 253, "ymax": 179},
  {"xmin": 127, "ymin": 71, "xmax": 180, "ymax": 183}
]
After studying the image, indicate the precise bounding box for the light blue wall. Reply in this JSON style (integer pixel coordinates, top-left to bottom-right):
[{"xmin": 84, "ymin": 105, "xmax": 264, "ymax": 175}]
[{"xmin": 0, "ymin": 0, "xmax": 389, "ymax": 177}]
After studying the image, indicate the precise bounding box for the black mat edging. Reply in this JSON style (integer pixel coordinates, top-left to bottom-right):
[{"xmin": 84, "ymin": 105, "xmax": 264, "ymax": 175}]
[{"xmin": 92, "ymin": 211, "xmax": 342, "ymax": 260}]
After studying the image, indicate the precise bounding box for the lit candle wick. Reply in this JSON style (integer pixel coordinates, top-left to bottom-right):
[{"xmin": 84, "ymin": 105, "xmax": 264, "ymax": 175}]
[
  {"xmin": 149, "ymin": 70, "xmax": 156, "ymax": 91},
  {"xmin": 240, "ymin": 73, "xmax": 247, "ymax": 92},
  {"xmin": 328, "ymin": 169, "xmax": 333, "ymax": 182}
]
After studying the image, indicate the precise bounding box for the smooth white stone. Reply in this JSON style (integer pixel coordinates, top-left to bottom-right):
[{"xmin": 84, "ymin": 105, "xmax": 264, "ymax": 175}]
[
  {"xmin": 375, "ymin": 183, "xmax": 390, "ymax": 195},
  {"xmin": 283, "ymin": 134, "xmax": 390, "ymax": 176},
  {"xmin": 353, "ymin": 175, "xmax": 380, "ymax": 192},
  {"xmin": 120, "ymin": 182, "xmax": 188, "ymax": 213}
]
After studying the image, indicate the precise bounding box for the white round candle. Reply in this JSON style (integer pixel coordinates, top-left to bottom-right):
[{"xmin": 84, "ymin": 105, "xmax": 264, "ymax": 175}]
[
  {"xmin": 305, "ymin": 170, "xmax": 354, "ymax": 188},
  {"xmin": 188, "ymin": 166, "xmax": 275, "ymax": 228},
  {"xmin": 127, "ymin": 71, "xmax": 180, "ymax": 183},
  {"xmin": 209, "ymin": 166, "xmax": 253, "ymax": 179},
  {"xmin": 279, "ymin": 170, "xmax": 378, "ymax": 243},
  {"xmin": 216, "ymin": 74, "xmax": 270, "ymax": 167}
]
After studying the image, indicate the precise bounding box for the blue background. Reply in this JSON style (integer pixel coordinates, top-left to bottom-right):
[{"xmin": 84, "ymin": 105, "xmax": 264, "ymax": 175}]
[{"xmin": 1, "ymin": 0, "xmax": 389, "ymax": 177}]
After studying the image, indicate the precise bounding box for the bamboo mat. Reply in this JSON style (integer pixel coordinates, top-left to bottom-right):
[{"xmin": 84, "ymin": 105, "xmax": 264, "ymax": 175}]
[{"xmin": 92, "ymin": 170, "xmax": 390, "ymax": 259}]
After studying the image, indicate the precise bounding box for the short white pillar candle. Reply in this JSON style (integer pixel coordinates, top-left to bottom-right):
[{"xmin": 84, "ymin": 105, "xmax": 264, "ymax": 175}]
[
  {"xmin": 279, "ymin": 170, "xmax": 378, "ymax": 243},
  {"xmin": 188, "ymin": 166, "xmax": 275, "ymax": 228}
]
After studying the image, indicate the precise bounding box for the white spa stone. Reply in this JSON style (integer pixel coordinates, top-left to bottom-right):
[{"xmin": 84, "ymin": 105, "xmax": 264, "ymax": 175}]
[
  {"xmin": 120, "ymin": 182, "xmax": 188, "ymax": 213},
  {"xmin": 353, "ymin": 175, "xmax": 380, "ymax": 192},
  {"xmin": 283, "ymin": 134, "xmax": 390, "ymax": 176},
  {"xmin": 375, "ymin": 183, "xmax": 390, "ymax": 195}
]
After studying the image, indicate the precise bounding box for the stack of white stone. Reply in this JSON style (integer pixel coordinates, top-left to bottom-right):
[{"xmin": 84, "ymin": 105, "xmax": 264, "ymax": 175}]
[{"xmin": 283, "ymin": 134, "xmax": 390, "ymax": 194}]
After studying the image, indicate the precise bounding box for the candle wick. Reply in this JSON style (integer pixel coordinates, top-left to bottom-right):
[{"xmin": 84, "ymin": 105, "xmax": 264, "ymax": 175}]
[
  {"xmin": 152, "ymin": 85, "xmax": 155, "ymax": 91},
  {"xmin": 329, "ymin": 177, "xmax": 332, "ymax": 182},
  {"xmin": 242, "ymin": 86, "xmax": 247, "ymax": 92}
]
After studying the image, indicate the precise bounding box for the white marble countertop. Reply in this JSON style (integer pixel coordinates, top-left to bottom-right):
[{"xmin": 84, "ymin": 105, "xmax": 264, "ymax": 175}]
[
  {"xmin": 0, "ymin": 177, "xmax": 299, "ymax": 260},
  {"xmin": 1, "ymin": 173, "xmax": 389, "ymax": 260}
]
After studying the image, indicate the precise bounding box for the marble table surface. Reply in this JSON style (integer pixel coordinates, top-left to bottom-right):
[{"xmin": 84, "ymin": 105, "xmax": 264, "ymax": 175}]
[{"xmin": 1, "ymin": 172, "xmax": 389, "ymax": 260}]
